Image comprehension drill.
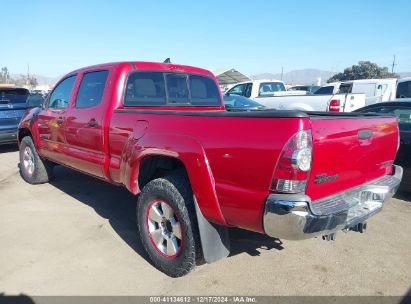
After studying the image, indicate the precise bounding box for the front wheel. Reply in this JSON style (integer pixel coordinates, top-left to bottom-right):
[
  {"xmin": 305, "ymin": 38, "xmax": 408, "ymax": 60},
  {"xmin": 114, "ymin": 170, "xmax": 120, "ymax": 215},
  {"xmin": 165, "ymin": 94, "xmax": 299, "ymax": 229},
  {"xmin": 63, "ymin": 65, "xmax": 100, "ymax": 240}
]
[
  {"xmin": 137, "ymin": 174, "xmax": 202, "ymax": 277},
  {"xmin": 19, "ymin": 136, "xmax": 53, "ymax": 184}
]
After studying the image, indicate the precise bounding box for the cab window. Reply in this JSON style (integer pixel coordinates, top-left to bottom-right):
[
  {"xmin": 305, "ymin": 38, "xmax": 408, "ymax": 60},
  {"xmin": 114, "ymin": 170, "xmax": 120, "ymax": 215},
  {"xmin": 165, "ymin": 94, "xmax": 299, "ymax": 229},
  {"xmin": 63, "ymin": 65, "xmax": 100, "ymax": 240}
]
[
  {"xmin": 393, "ymin": 108, "xmax": 411, "ymax": 124},
  {"xmin": 227, "ymin": 84, "xmax": 247, "ymax": 96},
  {"xmin": 47, "ymin": 75, "xmax": 76, "ymax": 109},
  {"xmin": 75, "ymin": 70, "xmax": 109, "ymax": 108}
]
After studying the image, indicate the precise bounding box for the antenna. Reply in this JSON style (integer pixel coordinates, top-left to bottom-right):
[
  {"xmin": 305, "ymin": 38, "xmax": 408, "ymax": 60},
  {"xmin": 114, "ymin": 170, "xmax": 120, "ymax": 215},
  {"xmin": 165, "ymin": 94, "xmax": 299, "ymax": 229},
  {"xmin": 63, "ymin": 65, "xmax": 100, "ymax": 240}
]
[
  {"xmin": 391, "ymin": 55, "xmax": 397, "ymax": 73},
  {"xmin": 164, "ymin": 58, "xmax": 171, "ymax": 63}
]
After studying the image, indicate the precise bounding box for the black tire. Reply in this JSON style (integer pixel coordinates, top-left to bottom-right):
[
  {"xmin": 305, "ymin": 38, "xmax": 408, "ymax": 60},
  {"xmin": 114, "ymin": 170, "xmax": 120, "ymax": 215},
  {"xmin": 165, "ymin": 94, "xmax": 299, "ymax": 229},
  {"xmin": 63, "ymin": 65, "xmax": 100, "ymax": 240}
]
[
  {"xmin": 19, "ymin": 136, "xmax": 53, "ymax": 184},
  {"xmin": 136, "ymin": 173, "xmax": 202, "ymax": 277}
]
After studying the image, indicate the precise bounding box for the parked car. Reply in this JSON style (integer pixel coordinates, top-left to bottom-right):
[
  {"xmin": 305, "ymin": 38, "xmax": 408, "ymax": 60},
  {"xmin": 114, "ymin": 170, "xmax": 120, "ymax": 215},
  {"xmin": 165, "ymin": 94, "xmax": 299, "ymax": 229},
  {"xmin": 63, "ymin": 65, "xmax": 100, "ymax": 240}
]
[
  {"xmin": 0, "ymin": 87, "xmax": 30, "ymax": 145},
  {"xmin": 355, "ymin": 101, "xmax": 411, "ymax": 190},
  {"xmin": 223, "ymin": 94, "xmax": 265, "ymax": 110},
  {"xmin": 226, "ymin": 79, "xmax": 288, "ymax": 99},
  {"xmin": 287, "ymin": 85, "xmax": 320, "ymax": 95},
  {"xmin": 18, "ymin": 61, "xmax": 402, "ymax": 277}
]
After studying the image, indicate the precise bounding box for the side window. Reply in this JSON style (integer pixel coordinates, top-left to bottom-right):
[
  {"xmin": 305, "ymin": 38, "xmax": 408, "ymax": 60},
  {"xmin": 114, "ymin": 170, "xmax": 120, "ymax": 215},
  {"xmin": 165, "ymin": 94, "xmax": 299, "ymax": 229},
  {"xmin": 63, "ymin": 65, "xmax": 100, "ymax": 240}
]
[
  {"xmin": 244, "ymin": 83, "xmax": 253, "ymax": 98},
  {"xmin": 48, "ymin": 75, "xmax": 76, "ymax": 109},
  {"xmin": 228, "ymin": 84, "xmax": 246, "ymax": 96},
  {"xmin": 75, "ymin": 70, "xmax": 108, "ymax": 108},
  {"xmin": 124, "ymin": 72, "xmax": 166, "ymax": 106},
  {"xmin": 396, "ymin": 81, "xmax": 411, "ymax": 99},
  {"xmin": 338, "ymin": 83, "xmax": 353, "ymax": 94},
  {"xmin": 314, "ymin": 86, "xmax": 334, "ymax": 95},
  {"xmin": 393, "ymin": 108, "xmax": 411, "ymax": 124},
  {"xmin": 352, "ymin": 83, "xmax": 376, "ymax": 97},
  {"xmin": 166, "ymin": 74, "xmax": 189, "ymax": 104}
]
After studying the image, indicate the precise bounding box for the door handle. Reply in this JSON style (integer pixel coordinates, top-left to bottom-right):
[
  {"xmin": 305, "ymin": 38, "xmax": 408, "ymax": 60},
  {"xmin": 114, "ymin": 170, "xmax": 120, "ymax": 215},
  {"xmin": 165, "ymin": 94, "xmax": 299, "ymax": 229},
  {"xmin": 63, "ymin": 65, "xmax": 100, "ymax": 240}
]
[
  {"xmin": 88, "ymin": 119, "xmax": 98, "ymax": 126},
  {"xmin": 56, "ymin": 117, "xmax": 64, "ymax": 124}
]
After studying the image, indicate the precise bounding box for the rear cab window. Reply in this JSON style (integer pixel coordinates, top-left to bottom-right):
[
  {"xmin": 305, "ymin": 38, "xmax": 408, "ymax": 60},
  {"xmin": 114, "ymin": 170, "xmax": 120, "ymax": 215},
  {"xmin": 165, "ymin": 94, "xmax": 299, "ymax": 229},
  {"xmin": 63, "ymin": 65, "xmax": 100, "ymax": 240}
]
[{"xmin": 124, "ymin": 71, "xmax": 221, "ymax": 107}]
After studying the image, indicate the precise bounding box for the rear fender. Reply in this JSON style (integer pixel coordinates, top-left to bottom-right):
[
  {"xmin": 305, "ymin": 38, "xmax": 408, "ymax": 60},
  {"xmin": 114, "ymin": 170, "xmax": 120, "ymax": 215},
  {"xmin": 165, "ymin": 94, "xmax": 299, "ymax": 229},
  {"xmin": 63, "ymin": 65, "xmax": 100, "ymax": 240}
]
[{"xmin": 121, "ymin": 133, "xmax": 227, "ymax": 226}]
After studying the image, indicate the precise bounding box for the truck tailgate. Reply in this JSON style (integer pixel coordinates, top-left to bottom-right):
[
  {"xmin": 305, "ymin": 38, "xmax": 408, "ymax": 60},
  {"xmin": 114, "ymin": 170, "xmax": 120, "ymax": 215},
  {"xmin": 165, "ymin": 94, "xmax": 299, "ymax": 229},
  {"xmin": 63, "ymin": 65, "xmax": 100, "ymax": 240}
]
[{"xmin": 306, "ymin": 115, "xmax": 399, "ymax": 201}]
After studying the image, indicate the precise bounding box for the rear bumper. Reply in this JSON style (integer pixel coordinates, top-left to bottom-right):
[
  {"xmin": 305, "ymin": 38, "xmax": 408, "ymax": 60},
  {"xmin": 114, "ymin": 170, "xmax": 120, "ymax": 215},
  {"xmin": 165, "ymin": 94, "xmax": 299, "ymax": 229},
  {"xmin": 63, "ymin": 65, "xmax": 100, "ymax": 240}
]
[
  {"xmin": 0, "ymin": 129, "xmax": 18, "ymax": 144},
  {"xmin": 263, "ymin": 165, "xmax": 403, "ymax": 240}
]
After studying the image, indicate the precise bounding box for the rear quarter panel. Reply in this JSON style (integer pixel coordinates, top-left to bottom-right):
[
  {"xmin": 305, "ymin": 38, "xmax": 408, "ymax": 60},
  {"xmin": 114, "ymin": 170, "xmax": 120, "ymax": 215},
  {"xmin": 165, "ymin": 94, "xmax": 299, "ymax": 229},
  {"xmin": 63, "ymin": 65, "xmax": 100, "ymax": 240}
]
[{"xmin": 109, "ymin": 112, "xmax": 308, "ymax": 232}]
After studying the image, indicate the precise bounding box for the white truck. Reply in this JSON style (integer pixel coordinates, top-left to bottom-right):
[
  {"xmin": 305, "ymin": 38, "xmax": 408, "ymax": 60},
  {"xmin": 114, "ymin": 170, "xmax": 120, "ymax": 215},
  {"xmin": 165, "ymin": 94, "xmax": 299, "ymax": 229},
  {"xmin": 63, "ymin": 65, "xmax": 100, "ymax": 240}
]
[
  {"xmin": 226, "ymin": 79, "xmax": 290, "ymax": 99},
  {"xmin": 253, "ymin": 78, "xmax": 402, "ymax": 112}
]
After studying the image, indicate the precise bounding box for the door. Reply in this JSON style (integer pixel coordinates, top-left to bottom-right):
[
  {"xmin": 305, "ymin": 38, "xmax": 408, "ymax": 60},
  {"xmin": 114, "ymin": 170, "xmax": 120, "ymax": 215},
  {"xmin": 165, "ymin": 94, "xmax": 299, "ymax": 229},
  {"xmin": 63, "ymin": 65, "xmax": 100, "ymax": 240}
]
[
  {"xmin": 37, "ymin": 75, "xmax": 77, "ymax": 163},
  {"xmin": 63, "ymin": 70, "xmax": 109, "ymax": 178}
]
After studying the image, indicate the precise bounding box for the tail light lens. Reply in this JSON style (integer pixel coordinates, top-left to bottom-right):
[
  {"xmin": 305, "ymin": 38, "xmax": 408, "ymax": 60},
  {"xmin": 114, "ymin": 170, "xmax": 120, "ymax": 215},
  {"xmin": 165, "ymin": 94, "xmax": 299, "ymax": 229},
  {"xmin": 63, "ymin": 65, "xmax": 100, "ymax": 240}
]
[
  {"xmin": 328, "ymin": 99, "xmax": 340, "ymax": 112},
  {"xmin": 271, "ymin": 129, "xmax": 312, "ymax": 193}
]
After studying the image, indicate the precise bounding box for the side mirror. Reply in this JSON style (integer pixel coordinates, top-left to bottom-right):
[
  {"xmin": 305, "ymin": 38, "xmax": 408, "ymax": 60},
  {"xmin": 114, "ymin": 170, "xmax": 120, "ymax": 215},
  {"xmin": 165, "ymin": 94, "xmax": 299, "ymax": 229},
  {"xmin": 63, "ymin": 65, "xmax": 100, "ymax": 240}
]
[{"xmin": 27, "ymin": 96, "xmax": 45, "ymax": 108}]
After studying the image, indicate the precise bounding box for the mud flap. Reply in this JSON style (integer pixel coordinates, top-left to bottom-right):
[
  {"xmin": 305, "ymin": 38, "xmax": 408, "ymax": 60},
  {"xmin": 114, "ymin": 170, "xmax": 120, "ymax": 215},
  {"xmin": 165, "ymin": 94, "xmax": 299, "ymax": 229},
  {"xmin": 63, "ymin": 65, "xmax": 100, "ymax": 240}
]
[{"xmin": 194, "ymin": 198, "xmax": 230, "ymax": 263}]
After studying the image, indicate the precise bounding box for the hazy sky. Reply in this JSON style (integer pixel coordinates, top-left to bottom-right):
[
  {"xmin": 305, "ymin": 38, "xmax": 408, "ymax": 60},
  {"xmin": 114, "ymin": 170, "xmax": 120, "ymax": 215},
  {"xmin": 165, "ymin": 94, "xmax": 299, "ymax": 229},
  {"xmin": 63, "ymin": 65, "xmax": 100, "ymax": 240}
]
[{"xmin": 2, "ymin": 0, "xmax": 410, "ymax": 77}]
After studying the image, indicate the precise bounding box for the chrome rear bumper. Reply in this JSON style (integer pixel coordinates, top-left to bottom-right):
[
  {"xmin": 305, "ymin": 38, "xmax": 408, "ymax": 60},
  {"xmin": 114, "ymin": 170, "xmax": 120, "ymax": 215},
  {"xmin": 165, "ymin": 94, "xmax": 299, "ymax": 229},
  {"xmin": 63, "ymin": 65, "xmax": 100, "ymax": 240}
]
[{"xmin": 263, "ymin": 165, "xmax": 403, "ymax": 240}]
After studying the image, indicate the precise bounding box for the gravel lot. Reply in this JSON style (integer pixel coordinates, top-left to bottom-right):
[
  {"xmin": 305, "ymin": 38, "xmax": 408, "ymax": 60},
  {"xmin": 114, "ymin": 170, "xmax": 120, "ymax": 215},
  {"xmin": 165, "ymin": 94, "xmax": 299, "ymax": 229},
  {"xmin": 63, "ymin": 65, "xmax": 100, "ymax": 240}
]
[{"xmin": 0, "ymin": 144, "xmax": 410, "ymax": 296}]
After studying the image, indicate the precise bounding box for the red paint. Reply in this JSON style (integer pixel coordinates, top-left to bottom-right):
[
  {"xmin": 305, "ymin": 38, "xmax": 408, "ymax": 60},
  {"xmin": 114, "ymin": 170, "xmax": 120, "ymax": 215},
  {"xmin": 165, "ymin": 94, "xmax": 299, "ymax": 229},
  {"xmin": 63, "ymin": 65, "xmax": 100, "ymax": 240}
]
[{"xmin": 18, "ymin": 61, "xmax": 400, "ymax": 234}]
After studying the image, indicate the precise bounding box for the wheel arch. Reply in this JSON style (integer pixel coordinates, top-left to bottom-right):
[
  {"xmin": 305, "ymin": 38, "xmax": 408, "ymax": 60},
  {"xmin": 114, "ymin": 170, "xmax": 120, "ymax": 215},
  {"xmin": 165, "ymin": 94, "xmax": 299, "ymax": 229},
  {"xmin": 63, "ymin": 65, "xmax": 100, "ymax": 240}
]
[{"xmin": 121, "ymin": 133, "xmax": 227, "ymax": 226}]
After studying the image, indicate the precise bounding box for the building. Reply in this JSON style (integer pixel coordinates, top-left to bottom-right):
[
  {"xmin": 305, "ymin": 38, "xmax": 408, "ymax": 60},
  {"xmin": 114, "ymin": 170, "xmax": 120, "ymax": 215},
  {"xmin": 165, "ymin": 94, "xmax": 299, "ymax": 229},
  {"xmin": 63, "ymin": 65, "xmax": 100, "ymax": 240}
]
[{"xmin": 213, "ymin": 68, "xmax": 251, "ymax": 92}]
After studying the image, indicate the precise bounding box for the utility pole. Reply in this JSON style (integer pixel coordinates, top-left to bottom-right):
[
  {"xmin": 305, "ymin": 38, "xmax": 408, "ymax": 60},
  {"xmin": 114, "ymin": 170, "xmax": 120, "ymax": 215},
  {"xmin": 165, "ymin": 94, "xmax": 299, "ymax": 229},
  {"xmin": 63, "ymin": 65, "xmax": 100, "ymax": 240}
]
[
  {"xmin": 280, "ymin": 66, "xmax": 284, "ymax": 81},
  {"xmin": 391, "ymin": 55, "xmax": 396, "ymax": 73}
]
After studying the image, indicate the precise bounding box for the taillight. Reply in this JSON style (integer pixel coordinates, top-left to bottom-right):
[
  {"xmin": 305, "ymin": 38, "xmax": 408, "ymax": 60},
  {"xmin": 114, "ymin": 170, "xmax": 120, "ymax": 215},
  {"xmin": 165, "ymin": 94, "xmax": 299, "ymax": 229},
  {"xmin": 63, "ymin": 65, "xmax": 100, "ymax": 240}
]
[
  {"xmin": 271, "ymin": 129, "xmax": 312, "ymax": 193},
  {"xmin": 328, "ymin": 99, "xmax": 340, "ymax": 112}
]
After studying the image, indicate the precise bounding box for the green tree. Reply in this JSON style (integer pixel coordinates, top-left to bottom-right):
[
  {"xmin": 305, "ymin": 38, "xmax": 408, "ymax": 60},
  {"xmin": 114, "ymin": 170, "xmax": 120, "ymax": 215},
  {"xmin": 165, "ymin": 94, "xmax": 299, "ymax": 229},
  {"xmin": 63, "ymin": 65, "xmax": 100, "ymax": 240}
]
[
  {"xmin": 0, "ymin": 67, "xmax": 10, "ymax": 83},
  {"xmin": 327, "ymin": 61, "xmax": 398, "ymax": 83}
]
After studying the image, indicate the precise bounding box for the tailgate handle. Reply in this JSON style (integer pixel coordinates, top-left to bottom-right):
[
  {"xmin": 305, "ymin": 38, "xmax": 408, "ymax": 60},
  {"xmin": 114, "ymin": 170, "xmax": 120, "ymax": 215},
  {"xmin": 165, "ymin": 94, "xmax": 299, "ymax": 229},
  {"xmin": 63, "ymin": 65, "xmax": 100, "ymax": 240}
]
[{"xmin": 358, "ymin": 130, "xmax": 373, "ymax": 140}]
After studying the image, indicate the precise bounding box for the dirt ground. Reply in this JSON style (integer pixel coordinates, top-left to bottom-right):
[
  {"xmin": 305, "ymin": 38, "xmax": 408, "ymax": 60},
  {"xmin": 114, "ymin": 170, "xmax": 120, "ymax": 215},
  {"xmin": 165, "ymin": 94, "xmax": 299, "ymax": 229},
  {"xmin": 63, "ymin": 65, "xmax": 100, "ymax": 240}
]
[{"xmin": 0, "ymin": 144, "xmax": 410, "ymax": 296}]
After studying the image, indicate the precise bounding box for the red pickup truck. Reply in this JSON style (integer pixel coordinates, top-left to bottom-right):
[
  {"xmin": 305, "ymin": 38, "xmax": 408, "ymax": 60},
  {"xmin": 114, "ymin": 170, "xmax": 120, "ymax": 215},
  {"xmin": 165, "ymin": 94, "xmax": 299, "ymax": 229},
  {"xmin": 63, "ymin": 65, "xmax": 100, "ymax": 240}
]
[{"xmin": 18, "ymin": 61, "xmax": 402, "ymax": 277}]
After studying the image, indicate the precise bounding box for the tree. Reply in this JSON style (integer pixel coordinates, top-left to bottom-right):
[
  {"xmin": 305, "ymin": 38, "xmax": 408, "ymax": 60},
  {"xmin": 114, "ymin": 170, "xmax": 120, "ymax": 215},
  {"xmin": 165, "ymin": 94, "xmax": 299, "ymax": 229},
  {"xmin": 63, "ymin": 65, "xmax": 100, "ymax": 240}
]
[
  {"xmin": 0, "ymin": 67, "xmax": 10, "ymax": 83},
  {"xmin": 12, "ymin": 74, "xmax": 38, "ymax": 88},
  {"xmin": 327, "ymin": 61, "xmax": 398, "ymax": 83}
]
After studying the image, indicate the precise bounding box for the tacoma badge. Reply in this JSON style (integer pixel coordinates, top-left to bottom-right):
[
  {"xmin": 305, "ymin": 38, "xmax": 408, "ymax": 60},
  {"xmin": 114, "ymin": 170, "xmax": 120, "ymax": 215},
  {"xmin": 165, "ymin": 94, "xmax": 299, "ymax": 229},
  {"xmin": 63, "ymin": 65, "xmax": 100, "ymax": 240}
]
[{"xmin": 315, "ymin": 173, "xmax": 339, "ymax": 184}]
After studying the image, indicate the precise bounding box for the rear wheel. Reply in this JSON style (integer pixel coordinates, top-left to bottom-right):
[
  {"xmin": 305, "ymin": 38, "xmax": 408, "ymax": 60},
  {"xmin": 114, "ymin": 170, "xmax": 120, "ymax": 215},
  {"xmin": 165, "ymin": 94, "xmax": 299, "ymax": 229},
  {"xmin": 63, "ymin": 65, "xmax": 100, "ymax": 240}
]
[
  {"xmin": 137, "ymin": 173, "xmax": 202, "ymax": 277},
  {"xmin": 19, "ymin": 136, "xmax": 53, "ymax": 184}
]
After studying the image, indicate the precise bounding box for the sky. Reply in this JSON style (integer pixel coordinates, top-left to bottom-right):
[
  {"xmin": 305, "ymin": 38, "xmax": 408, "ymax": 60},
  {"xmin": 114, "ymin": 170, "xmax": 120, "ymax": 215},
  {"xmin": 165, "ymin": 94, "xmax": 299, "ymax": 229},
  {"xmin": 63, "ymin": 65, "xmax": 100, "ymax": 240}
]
[{"xmin": 1, "ymin": 0, "xmax": 411, "ymax": 78}]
